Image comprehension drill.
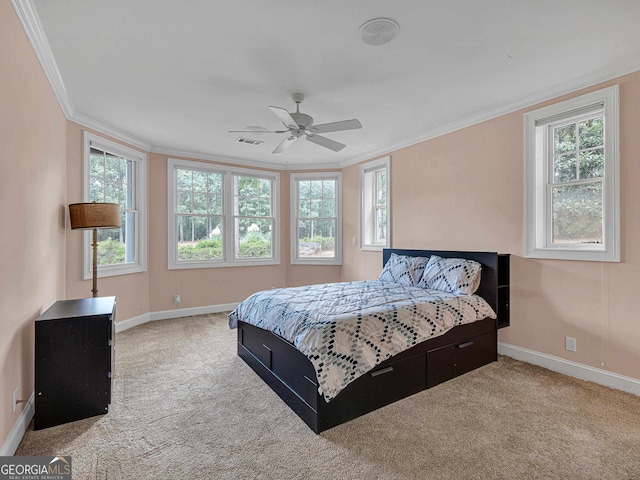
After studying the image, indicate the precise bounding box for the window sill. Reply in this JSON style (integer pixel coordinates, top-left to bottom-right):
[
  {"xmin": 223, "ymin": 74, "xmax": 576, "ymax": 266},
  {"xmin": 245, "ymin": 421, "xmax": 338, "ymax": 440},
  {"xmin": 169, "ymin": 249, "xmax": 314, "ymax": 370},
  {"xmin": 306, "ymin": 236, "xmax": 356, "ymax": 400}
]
[
  {"xmin": 83, "ymin": 263, "xmax": 147, "ymax": 280},
  {"xmin": 291, "ymin": 258, "xmax": 342, "ymax": 266},
  {"xmin": 360, "ymin": 245, "xmax": 387, "ymax": 252},
  {"xmin": 168, "ymin": 258, "xmax": 280, "ymax": 269},
  {"xmin": 524, "ymin": 248, "xmax": 619, "ymax": 262}
]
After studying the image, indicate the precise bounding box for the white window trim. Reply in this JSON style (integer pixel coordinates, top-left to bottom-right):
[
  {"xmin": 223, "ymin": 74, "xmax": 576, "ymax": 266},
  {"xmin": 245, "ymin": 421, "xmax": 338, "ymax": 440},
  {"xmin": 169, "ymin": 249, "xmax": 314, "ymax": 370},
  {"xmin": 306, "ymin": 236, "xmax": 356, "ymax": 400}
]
[
  {"xmin": 360, "ymin": 156, "xmax": 391, "ymax": 251},
  {"xmin": 523, "ymin": 85, "xmax": 619, "ymax": 262},
  {"xmin": 167, "ymin": 158, "xmax": 280, "ymax": 269},
  {"xmin": 290, "ymin": 172, "xmax": 342, "ymax": 265},
  {"xmin": 82, "ymin": 131, "xmax": 147, "ymax": 279}
]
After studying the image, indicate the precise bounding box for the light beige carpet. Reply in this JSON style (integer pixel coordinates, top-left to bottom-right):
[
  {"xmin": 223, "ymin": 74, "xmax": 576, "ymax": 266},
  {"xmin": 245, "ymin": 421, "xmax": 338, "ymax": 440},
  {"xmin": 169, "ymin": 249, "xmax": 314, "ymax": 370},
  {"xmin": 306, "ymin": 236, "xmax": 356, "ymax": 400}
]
[{"xmin": 16, "ymin": 313, "xmax": 640, "ymax": 479}]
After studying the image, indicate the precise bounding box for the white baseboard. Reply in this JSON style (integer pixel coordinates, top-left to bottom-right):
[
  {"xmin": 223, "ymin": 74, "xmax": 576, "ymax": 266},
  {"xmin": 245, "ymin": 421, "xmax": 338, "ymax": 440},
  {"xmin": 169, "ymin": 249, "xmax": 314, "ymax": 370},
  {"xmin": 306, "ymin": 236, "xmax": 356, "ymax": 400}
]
[
  {"xmin": 1, "ymin": 304, "xmax": 236, "ymax": 455},
  {"xmin": 0, "ymin": 392, "xmax": 35, "ymax": 456},
  {"xmin": 115, "ymin": 303, "xmax": 239, "ymax": 333},
  {"xmin": 4, "ymin": 340, "xmax": 636, "ymax": 456},
  {"xmin": 498, "ymin": 342, "xmax": 640, "ymax": 396}
]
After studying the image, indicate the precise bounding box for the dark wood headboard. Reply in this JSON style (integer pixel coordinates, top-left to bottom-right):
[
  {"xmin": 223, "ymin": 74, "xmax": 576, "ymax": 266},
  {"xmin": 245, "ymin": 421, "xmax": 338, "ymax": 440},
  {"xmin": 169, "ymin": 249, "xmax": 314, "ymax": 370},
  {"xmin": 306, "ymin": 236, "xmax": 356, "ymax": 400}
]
[{"xmin": 382, "ymin": 249, "xmax": 498, "ymax": 315}]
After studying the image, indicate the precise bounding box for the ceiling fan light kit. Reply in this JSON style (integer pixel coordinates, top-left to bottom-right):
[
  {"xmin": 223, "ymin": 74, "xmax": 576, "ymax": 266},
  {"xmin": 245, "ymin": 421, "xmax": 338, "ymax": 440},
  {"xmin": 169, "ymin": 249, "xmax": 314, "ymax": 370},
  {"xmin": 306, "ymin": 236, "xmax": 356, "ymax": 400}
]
[{"xmin": 230, "ymin": 93, "xmax": 362, "ymax": 154}]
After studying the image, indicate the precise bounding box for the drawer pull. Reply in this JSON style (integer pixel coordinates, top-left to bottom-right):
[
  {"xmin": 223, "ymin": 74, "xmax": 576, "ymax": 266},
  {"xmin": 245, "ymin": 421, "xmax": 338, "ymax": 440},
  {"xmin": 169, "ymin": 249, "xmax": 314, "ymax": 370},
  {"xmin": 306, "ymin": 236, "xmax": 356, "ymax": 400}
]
[
  {"xmin": 371, "ymin": 366, "xmax": 394, "ymax": 377},
  {"xmin": 458, "ymin": 341, "xmax": 474, "ymax": 349},
  {"xmin": 262, "ymin": 344, "xmax": 272, "ymax": 352}
]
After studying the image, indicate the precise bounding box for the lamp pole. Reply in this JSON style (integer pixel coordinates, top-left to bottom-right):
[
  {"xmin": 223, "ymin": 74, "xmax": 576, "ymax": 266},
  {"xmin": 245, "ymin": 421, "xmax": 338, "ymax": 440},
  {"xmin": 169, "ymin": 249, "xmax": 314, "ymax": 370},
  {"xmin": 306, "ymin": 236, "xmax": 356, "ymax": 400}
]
[{"xmin": 92, "ymin": 228, "xmax": 99, "ymax": 297}]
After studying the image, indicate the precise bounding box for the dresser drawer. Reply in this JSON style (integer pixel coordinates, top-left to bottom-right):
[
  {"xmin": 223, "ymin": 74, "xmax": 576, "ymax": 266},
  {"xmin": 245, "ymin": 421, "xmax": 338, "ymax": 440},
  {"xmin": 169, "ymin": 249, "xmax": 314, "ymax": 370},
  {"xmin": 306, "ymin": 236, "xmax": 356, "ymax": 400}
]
[{"xmin": 426, "ymin": 331, "xmax": 496, "ymax": 388}]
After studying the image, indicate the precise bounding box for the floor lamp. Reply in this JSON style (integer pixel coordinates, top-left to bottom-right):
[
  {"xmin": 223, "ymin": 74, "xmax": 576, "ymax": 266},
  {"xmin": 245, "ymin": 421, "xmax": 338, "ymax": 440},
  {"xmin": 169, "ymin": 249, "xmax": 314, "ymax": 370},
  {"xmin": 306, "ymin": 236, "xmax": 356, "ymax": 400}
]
[{"xmin": 69, "ymin": 202, "xmax": 121, "ymax": 298}]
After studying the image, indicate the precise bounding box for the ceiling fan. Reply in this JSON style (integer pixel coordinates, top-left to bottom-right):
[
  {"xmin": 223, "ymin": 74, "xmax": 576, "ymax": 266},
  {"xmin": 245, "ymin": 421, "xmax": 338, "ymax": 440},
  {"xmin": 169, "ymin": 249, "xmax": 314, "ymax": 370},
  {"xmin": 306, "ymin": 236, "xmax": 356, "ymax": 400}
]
[{"xmin": 230, "ymin": 93, "xmax": 362, "ymax": 154}]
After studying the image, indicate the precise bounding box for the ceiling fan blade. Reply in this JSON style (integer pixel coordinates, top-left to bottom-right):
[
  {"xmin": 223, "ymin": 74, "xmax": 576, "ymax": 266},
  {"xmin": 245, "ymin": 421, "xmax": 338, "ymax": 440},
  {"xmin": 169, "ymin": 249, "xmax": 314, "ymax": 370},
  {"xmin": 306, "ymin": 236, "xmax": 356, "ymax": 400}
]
[
  {"xmin": 273, "ymin": 136, "xmax": 297, "ymax": 154},
  {"xmin": 228, "ymin": 130, "xmax": 288, "ymax": 134},
  {"xmin": 305, "ymin": 134, "xmax": 345, "ymax": 152},
  {"xmin": 269, "ymin": 106, "xmax": 299, "ymax": 128},
  {"xmin": 308, "ymin": 119, "xmax": 362, "ymax": 134}
]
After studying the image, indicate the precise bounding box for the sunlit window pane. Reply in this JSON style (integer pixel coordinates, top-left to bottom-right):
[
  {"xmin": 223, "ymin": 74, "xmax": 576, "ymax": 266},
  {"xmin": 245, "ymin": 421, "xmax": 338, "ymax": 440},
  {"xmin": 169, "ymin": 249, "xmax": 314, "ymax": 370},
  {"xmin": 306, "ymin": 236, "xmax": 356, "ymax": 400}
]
[
  {"xmin": 233, "ymin": 175, "xmax": 274, "ymax": 260},
  {"xmin": 176, "ymin": 215, "xmax": 223, "ymax": 261},
  {"xmin": 579, "ymin": 148, "xmax": 604, "ymax": 179},
  {"xmin": 553, "ymin": 153, "xmax": 577, "ymax": 183},
  {"xmin": 90, "ymin": 148, "xmax": 136, "ymax": 267},
  {"xmin": 298, "ymin": 219, "xmax": 336, "ymax": 258},
  {"xmin": 553, "ymin": 123, "xmax": 576, "ymax": 155},
  {"xmin": 552, "ymin": 183, "xmax": 603, "ymax": 244},
  {"xmin": 296, "ymin": 177, "xmax": 337, "ymax": 259},
  {"xmin": 235, "ymin": 217, "xmax": 272, "ymax": 259},
  {"xmin": 578, "ymin": 117, "xmax": 603, "ymax": 149}
]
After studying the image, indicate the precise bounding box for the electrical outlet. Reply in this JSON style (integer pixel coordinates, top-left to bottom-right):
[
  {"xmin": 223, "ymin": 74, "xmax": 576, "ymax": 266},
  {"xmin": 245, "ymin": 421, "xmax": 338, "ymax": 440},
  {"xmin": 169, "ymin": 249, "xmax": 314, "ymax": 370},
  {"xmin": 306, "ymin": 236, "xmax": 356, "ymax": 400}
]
[
  {"xmin": 565, "ymin": 337, "xmax": 577, "ymax": 352},
  {"xmin": 173, "ymin": 294, "xmax": 181, "ymax": 305},
  {"xmin": 12, "ymin": 388, "xmax": 18, "ymax": 413}
]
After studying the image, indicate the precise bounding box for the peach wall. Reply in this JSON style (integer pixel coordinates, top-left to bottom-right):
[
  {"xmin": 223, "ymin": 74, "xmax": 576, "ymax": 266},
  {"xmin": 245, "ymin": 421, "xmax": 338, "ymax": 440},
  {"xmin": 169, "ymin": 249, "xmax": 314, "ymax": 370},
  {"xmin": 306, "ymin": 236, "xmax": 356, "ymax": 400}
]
[
  {"xmin": 64, "ymin": 136, "xmax": 343, "ymax": 319},
  {"xmin": 342, "ymin": 72, "xmax": 640, "ymax": 381},
  {"xmin": 65, "ymin": 122, "xmax": 150, "ymax": 321},
  {"xmin": 146, "ymin": 155, "xmax": 341, "ymax": 312},
  {"xmin": 341, "ymin": 158, "xmax": 391, "ymax": 282},
  {"xmin": 8, "ymin": 0, "xmax": 636, "ymax": 456},
  {"xmin": 0, "ymin": 0, "xmax": 67, "ymax": 448}
]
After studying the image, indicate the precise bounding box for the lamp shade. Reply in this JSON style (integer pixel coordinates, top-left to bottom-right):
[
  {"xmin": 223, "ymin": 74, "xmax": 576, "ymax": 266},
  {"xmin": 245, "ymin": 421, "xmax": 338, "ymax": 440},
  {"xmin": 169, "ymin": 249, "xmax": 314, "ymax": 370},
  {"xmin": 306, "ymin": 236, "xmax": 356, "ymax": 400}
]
[{"xmin": 69, "ymin": 202, "xmax": 121, "ymax": 230}]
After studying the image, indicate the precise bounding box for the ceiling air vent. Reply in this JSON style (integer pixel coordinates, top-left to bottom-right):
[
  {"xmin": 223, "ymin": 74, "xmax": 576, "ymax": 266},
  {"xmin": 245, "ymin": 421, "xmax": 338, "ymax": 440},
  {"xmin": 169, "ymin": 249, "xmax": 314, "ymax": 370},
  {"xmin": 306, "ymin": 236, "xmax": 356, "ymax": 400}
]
[{"xmin": 235, "ymin": 137, "xmax": 264, "ymax": 146}]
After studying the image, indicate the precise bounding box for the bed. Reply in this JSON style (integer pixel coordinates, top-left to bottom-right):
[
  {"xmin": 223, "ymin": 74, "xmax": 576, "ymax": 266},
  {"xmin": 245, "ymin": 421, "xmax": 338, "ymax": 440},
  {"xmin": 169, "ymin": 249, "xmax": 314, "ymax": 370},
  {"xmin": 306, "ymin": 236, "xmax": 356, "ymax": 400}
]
[{"xmin": 230, "ymin": 249, "xmax": 500, "ymax": 433}]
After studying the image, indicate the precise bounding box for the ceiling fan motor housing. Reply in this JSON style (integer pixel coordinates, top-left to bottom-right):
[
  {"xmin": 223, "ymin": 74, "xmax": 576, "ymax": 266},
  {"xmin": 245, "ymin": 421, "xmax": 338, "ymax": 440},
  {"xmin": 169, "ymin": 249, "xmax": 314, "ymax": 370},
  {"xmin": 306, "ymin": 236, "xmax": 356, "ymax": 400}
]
[
  {"xmin": 291, "ymin": 112, "xmax": 313, "ymax": 128},
  {"xmin": 233, "ymin": 93, "xmax": 361, "ymax": 154}
]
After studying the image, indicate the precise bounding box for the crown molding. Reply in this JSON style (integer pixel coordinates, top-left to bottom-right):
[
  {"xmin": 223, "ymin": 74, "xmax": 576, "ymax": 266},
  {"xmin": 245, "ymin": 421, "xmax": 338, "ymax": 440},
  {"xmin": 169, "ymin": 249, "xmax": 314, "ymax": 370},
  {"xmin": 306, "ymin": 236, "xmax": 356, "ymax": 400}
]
[
  {"xmin": 338, "ymin": 56, "xmax": 640, "ymax": 170},
  {"xmin": 69, "ymin": 112, "xmax": 153, "ymax": 152},
  {"xmin": 12, "ymin": 0, "xmax": 154, "ymax": 153},
  {"xmin": 150, "ymin": 145, "xmax": 342, "ymax": 171},
  {"xmin": 14, "ymin": 0, "xmax": 640, "ymax": 172},
  {"xmin": 11, "ymin": 0, "xmax": 74, "ymax": 117}
]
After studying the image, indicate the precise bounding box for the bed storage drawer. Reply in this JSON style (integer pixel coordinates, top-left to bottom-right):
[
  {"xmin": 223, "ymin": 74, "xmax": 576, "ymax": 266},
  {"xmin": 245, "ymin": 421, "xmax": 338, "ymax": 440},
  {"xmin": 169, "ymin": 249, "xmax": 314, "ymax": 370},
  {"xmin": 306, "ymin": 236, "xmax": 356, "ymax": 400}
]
[
  {"xmin": 363, "ymin": 353, "xmax": 427, "ymax": 399},
  {"xmin": 239, "ymin": 324, "xmax": 273, "ymax": 369},
  {"xmin": 426, "ymin": 331, "xmax": 496, "ymax": 388},
  {"xmin": 318, "ymin": 352, "xmax": 427, "ymax": 431},
  {"xmin": 270, "ymin": 338, "xmax": 318, "ymax": 410},
  {"xmin": 239, "ymin": 323, "xmax": 319, "ymax": 409},
  {"xmin": 336, "ymin": 352, "xmax": 427, "ymax": 405}
]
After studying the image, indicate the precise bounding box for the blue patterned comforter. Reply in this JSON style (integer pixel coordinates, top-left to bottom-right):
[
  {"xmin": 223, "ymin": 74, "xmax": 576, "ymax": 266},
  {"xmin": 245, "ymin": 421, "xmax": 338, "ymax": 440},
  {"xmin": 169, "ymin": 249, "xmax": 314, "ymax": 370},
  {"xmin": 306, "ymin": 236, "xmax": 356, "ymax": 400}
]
[{"xmin": 229, "ymin": 281, "xmax": 496, "ymax": 402}]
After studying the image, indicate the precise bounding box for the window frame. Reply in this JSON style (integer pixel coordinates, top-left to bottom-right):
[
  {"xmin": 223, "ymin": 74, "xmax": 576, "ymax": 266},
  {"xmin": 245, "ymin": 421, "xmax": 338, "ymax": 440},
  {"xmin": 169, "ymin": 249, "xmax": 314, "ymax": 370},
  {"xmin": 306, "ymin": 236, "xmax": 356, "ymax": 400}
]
[
  {"xmin": 167, "ymin": 158, "xmax": 280, "ymax": 269},
  {"xmin": 82, "ymin": 131, "xmax": 147, "ymax": 279},
  {"xmin": 290, "ymin": 172, "xmax": 342, "ymax": 265},
  {"xmin": 523, "ymin": 85, "xmax": 619, "ymax": 262},
  {"xmin": 360, "ymin": 156, "xmax": 391, "ymax": 251}
]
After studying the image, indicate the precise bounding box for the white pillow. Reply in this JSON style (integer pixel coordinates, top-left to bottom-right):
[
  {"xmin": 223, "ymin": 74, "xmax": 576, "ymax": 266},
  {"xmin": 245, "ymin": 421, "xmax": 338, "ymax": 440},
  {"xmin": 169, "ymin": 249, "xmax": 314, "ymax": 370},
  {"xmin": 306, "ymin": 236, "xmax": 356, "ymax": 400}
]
[
  {"xmin": 379, "ymin": 253, "xmax": 430, "ymax": 287},
  {"xmin": 416, "ymin": 255, "xmax": 481, "ymax": 294}
]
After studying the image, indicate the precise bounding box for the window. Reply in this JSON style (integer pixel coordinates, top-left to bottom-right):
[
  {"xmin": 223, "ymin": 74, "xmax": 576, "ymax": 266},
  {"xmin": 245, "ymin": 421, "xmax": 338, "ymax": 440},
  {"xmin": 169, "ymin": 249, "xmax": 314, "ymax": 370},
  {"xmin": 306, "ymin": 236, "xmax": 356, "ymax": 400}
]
[
  {"xmin": 168, "ymin": 158, "xmax": 279, "ymax": 268},
  {"xmin": 291, "ymin": 172, "xmax": 342, "ymax": 265},
  {"xmin": 175, "ymin": 169, "xmax": 223, "ymax": 262},
  {"xmin": 360, "ymin": 156, "xmax": 390, "ymax": 250},
  {"xmin": 524, "ymin": 85, "xmax": 619, "ymax": 261},
  {"xmin": 82, "ymin": 131, "xmax": 147, "ymax": 279}
]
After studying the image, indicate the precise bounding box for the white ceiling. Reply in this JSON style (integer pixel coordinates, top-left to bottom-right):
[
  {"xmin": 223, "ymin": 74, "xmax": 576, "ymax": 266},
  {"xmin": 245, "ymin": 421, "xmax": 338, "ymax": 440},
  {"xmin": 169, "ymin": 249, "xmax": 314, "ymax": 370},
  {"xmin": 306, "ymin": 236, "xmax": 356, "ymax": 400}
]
[{"xmin": 29, "ymin": 0, "xmax": 640, "ymax": 169}]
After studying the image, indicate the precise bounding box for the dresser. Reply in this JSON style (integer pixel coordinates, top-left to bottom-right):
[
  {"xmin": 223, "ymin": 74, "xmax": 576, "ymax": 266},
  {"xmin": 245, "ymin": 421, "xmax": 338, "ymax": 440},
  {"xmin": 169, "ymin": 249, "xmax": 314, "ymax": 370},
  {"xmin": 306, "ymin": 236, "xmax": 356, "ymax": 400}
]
[{"xmin": 34, "ymin": 296, "xmax": 116, "ymax": 430}]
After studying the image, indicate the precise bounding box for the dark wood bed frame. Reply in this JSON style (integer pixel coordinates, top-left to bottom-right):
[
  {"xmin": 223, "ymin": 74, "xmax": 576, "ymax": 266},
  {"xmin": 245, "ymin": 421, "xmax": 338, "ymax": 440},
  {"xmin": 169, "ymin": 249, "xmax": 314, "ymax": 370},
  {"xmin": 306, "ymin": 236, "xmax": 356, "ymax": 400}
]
[{"xmin": 236, "ymin": 249, "xmax": 499, "ymax": 433}]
